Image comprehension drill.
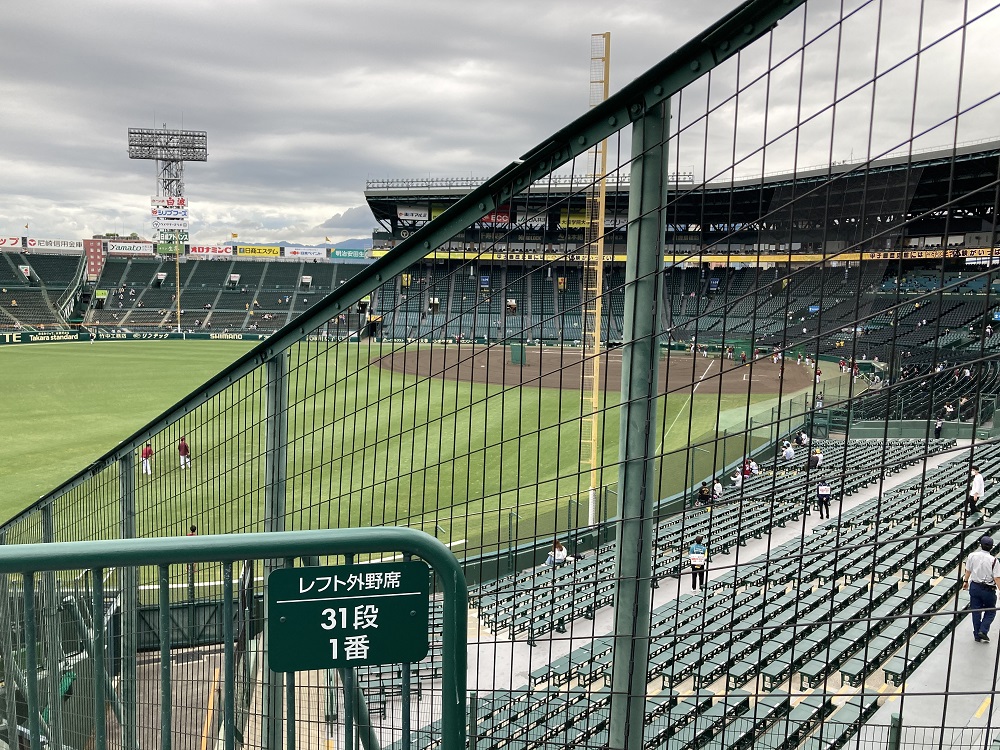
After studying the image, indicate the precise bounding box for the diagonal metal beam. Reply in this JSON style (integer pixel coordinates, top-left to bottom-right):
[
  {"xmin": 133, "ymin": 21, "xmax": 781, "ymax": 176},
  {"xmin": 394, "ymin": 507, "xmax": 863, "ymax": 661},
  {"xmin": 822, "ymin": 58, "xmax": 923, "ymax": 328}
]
[{"xmin": 17, "ymin": 0, "xmax": 807, "ymax": 522}]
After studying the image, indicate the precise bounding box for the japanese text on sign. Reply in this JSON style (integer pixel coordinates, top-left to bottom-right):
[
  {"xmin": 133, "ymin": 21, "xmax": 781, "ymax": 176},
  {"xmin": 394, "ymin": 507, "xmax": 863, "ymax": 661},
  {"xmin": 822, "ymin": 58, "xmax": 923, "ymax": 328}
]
[{"xmin": 267, "ymin": 561, "xmax": 430, "ymax": 671}]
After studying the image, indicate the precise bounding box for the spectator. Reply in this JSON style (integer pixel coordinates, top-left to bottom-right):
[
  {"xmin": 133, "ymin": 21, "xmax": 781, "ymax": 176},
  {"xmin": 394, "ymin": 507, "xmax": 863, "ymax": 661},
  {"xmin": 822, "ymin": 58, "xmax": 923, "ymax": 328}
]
[
  {"xmin": 697, "ymin": 481, "xmax": 712, "ymax": 506},
  {"xmin": 795, "ymin": 431, "xmax": 810, "ymax": 447},
  {"xmin": 712, "ymin": 477, "xmax": 723, "ymax": 500},
  {"xmin": 808, "ymin": 447, "xmax": 824, "ymax": 470},
  {"xmin": 934, "ymin": 417, "xmax": 943, "ymax": 439},
  {"xmin": 969, "ymin": 465, "xmax": 987, "ymax": 517},
  {"xmin": 545, "ymin": 540, "xmax": 568, "ymax": 568},
  {"xmin": 689, "ymin": 536, "xmax": 708, "ymax": 591},
  {"xmin": 963, "ymin": 536, "xmax": 1000, "ymax": 642},
  {"xmin": 782, "ymin": 442, "xmax": 795, "ymax": 462}
]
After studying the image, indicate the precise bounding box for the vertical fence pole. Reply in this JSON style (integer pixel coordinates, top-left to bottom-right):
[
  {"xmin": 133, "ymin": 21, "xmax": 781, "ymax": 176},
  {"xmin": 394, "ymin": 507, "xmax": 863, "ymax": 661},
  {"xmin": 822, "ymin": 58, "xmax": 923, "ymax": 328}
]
[
  {"xmin": 93, "ymin": 568, "xmax": 107, "ymax": 750},
  {"xmin": 262, "ymin": 352, "xmax": 289, "ymax": 750},
  {"xmin": 119, "ymin": 453, "xmax": 139, "ymax": 750},
  {"xmin": 222, "ymin": 561, "xmax": 236, "ymax": 750},
  {"xmin": 41, "ymin": 502, "xmax": 64, "ymax": 750},
  {"xmin": 609, "ymin": 98, "xmax": 669, "ymax": 750},
  {"xmin": 0, "ymin": 532, "xmax": 19, "ymax": 748},
  {"xmin": 888, "ymin": 712, "xmax": 902, "ymax": 750},
  {"xmin": 158, "ymin": 564, "xmax": 172, "ymax": 750},
  {"xmin": 23, "ymin": 573, "xmax": 42, "ymax": 750}
]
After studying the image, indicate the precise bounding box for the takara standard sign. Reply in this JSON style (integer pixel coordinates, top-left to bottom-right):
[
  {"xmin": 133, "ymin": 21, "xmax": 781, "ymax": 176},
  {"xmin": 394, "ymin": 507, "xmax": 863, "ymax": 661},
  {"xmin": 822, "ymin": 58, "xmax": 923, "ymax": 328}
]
[{"xmin": 267, "ymin": 561, "xmax": 429, "ymax": 672}]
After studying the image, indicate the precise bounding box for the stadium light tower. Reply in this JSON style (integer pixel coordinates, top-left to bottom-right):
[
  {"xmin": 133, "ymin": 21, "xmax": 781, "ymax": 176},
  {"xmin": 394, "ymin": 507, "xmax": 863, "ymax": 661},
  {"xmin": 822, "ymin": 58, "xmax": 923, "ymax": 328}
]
[{"xmin": 128, "ymin": 126, "xmax": 208, "ymax": 332}]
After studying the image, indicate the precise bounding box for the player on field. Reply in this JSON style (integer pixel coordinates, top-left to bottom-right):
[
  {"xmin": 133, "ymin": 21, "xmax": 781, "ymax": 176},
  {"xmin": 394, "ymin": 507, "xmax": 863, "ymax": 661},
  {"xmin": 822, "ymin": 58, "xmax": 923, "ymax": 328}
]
[
  {"xmin": 141, "ymin": 443, "xmax": 154, "ymax": 476},
  {"xmin": 178, "ymin": 437, "xmax": 192, "ymax": 469}
]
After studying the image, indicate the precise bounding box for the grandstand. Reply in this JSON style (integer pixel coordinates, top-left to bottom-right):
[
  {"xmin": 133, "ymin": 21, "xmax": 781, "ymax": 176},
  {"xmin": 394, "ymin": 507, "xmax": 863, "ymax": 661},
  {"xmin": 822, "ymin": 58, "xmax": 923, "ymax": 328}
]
[{"xmin": 6, "ymin": 2, "xmax": 1000, "ymax": 750}]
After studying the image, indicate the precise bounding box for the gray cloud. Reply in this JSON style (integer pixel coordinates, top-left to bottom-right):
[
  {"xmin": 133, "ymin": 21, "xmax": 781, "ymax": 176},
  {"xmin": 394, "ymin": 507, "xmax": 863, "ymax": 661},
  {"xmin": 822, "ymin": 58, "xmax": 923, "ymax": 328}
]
[{"xmin": 2, "ymin": 1, "xmax": 998, "ymax": 245}]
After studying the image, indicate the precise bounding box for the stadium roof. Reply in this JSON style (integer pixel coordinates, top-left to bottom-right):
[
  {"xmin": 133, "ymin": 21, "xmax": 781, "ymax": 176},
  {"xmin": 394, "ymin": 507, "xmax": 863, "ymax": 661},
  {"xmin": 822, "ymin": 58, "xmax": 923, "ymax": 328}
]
[{"xmin": 365, "ymin": 139, "xmax": 1000, "ymax": 233}]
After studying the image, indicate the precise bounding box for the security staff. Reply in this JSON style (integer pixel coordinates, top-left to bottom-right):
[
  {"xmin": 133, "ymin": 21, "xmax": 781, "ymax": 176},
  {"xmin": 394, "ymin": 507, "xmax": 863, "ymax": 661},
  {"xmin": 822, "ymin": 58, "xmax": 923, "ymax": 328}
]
[{"xmin": 963, "ymin": 535, "xmax": 1000, "ymax": 643}]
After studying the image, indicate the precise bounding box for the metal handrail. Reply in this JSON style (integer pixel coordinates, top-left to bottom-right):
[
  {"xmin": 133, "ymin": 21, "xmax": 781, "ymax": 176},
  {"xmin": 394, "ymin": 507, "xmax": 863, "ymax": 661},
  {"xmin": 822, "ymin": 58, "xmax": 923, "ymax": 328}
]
[{"xmin": 1, "ymin": 527, "xmax": 468, "ymax": 750}]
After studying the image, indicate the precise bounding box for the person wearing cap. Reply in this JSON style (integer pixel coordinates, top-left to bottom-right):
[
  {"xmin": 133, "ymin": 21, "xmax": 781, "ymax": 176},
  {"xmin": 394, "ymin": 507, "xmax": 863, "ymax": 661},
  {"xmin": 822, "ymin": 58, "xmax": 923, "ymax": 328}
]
[
  {"xmin": 964, "ymin": 536, "xmax": 1000, "ymax": 642},
  {"xmin": 782, "ymin": 442, "xmax": 795, "ymax": 462},
  {"xmin": 969, "ymin": 466, "xmax": 987, "ymax": 517},
  {"xmin": 807, "ymin": 447, "xmax": 824, "ymax": 470},
  {"xmin": 178, "ymin": 436, "xmax": 192, "ymax": 470},
  {"xmin": 688, "ymin": 536, "xmax": 708, "ymax": 591}
]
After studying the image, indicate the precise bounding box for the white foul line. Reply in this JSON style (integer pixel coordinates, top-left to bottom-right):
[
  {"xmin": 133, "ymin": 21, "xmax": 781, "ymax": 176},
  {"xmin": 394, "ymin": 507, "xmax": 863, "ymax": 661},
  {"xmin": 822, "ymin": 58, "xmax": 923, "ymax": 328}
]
[{"xmin": 657, "ymin": 358, "xmax": 716, "ymax": 454}]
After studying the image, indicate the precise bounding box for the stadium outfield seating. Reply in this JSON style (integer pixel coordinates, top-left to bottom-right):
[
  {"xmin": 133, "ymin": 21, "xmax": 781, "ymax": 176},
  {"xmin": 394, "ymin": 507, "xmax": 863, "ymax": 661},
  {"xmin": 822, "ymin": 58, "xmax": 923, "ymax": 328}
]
[{"xmin": 419, "ymin": 439, "xmax": 992, "ymax": 750}]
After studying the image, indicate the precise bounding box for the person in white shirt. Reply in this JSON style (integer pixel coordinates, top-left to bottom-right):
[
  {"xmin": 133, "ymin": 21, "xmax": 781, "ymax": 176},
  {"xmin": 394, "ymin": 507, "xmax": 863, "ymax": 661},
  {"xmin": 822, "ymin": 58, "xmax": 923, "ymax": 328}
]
[
  {"xmin": 546, "ymin": 540, "xmax": 568, "ymax": 568},
  {"xmin": 712, "ymin": 478, "xmax": 723, "ymax": 500},
  {"xmin": 749, "ymin": 459, "xmax": 759, "ymax": 475},
  {"xmin": 964, "ymin": 535, "xmax": 1000, "ymax": 642},
  {"xmin": 782, "ymin": 443, "xmax": 795, "ymax": 462},
  {"xmin": 969, "ymin": 466, "xmax": 987, "ymax": 517}
]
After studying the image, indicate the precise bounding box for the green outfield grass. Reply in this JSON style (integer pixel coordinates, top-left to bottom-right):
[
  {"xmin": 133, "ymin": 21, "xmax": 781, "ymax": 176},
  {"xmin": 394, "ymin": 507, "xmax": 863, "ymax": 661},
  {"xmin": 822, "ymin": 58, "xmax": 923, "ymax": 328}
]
[
  {"xmin": 1, "ymin": 340, "xmax": 789, "ymax": 561},
  {"xmin": 0, "ymin": 341, "xmax": 255, "ymax": 518}
]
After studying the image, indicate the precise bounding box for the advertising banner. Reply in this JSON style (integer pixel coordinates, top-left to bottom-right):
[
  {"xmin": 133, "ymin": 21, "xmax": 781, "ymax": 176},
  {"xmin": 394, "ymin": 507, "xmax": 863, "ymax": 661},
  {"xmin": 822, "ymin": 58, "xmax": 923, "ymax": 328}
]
[
  {"xmin": 108, "ymin": 241, "xmax": 154, "ymax": 256},
  {"xmin": 152, "ymin": 219, "xmax": 190, "ymax": 230},
  {"xmin": 397, "ymin": 205, "xmax": 429, "ymax": 221},
  {"xmin": 25, "ymin": 238, "xmax": 84, "ymax": 251},
  {"xmin": 237, "ymin": 245, "xmax": 281, "ymax": 257},
  {"xmin": 151, "ymin": 207, "xmax": 189, "ymax": 219},
  {"xmin": 155, "ymin": 243, "xmax": 184, "ymax": 255},
  {"xmin": 150, "ymin": 196, "xmax": 188, "ymax": 208},
  {"xmin": 330, "ymin": 248, "xmax": 368, "ymax": 259},
  {"xmin": 430, "ymin": 205, "xmax": 449, "ymax": 221},
  {"xmin": 481, "ymin": 206, "xmax": 510, "ymax": 225},
  {"xmin": 284, "ymin": 246, "xmax": 326, "ymax": 259},
  {"xmin": 0, "ymin": 237, "xmax": 21, "ymax": 248},
  {"xmin": 190, "ymin": 245, "xmax": 232, "ymax": 256},
  {"xmin": 157, "ymin": 230, "xmax": 189, "ymax": 242},
  {"xmin": 559, "ymin": 210, "xmax": 589, "ymax": 228}
]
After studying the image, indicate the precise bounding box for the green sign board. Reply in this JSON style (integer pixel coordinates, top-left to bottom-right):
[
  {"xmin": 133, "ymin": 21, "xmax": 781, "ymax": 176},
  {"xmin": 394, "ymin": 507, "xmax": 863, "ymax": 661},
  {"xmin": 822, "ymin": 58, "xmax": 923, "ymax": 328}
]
[{"xmin": 267, "ymin": 561, "xmax": 430, "ymax": 672}]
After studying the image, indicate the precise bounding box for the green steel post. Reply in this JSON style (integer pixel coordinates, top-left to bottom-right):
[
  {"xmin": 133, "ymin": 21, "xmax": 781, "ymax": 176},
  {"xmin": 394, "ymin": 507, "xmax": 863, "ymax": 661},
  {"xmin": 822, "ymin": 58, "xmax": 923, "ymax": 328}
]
[
  {"xmin": 119, "ymin": 453, "xmax": 138, "ymax": 750},
  {"xmin": 888, "ymin": 713, "xmax": 902, "ymax": 750},
  {"xmin": 284, "ymin": 556, "xmax": 296, "ymax": 750},
  {"xmin": 285, "ymin": 671, "xmax": 295, "ymax": 750},
  {"xmin": 65, "ymin": 599, "xmax": 123, "ymax": 725},
  {"xmin": 23, "ymin": 573, "xmax": 41, "ymax": 750},
  {"xmin": 468, "ymin": 692, "xmax": 478, "ymax": 750},
  {"xmin": 223, "ymin": 561, "xmax": 236, "ymax": 750},
  {"xmin": 41, "ymin": 503, "xmax": 64, "ymax": 750},
  {"xmin": 609, "ymin": 98, "xmax": 669, "ymax": 750},
  {"xmin": 341, "ymin": 667, "xmax": 354, "ymax": 750},
  {"xmin": 158, "ymin": 564, "xmax": 172, "ymax": 750},
  {"xmin": 0, "ymin": 531, "xmax": 19, "ymax": 749},
  {"xmin": 261, "ymin": 354, "xmax": 288, "ymax": 750},
  {"xmin": 401, "ymin": 553, "xmax": 412, "ymax": 750},
  {"xmin": 92, "ymin": 569, "xmax": 107, "ymax": 750}
]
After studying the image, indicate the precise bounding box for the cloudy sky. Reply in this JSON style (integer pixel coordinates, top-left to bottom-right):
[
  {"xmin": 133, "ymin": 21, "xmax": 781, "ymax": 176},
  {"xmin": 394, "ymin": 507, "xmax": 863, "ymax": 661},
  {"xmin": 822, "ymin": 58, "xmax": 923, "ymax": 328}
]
[{"xmin": 2, "ymin": 0, "xmax": 998, "ymax": 245}]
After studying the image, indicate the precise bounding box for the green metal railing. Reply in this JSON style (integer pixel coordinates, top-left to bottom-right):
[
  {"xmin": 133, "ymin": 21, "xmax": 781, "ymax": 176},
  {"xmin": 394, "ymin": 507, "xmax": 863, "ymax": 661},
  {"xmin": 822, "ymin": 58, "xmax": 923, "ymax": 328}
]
[{"xmin": 0, "ymin": 528, "xmax": 467, "ymax": 750}]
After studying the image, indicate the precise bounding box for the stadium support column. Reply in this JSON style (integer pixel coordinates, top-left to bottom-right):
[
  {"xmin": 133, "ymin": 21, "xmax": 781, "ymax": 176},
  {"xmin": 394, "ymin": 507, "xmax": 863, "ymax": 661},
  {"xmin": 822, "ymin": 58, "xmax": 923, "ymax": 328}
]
[
  {"xmin": 119, "ymin": 453, "xmax": 139, "ymax": 750},
  {"xmin": 608, "ymin": 99, "xmax": 668, "ymax": 750},
  {"xmin": 261, "ymin": 352, "xmax": 289, "ymax": 750},
  {"xmin": 41, "ymin": 502, "xmax": 65, "ymax": 750}
]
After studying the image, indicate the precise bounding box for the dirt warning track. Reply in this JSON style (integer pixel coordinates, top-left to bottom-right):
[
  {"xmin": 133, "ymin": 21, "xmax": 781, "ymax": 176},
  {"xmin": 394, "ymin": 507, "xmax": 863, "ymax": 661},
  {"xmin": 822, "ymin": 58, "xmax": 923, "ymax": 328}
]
[{"xmin": 374, "ymin": 345, "xmax": 815, "ymax": 396}]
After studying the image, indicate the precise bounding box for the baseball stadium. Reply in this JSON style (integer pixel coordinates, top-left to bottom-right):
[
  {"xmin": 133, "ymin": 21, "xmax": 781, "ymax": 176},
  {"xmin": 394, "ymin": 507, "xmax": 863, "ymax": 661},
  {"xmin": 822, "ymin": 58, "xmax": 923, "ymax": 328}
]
[{"xmin": 3, "ymin": 2, "xmax": 1000, "ymax": 750}]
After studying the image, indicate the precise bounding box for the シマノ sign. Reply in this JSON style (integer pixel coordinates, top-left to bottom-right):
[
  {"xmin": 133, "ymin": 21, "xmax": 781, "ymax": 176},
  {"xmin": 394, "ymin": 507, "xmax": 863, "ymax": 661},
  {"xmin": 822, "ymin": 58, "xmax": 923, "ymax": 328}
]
[{"xmin": 267, "ymin": 561, "xmax": 430, "ymax": 672}]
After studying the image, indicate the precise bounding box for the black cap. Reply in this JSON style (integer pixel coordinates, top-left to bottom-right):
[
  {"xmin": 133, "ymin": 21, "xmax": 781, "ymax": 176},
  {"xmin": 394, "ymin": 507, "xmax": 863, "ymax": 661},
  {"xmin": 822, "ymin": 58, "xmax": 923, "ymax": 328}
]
[{"xmin": 982, "ymin": 536, "xmax": 994, "ymax": 550}]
